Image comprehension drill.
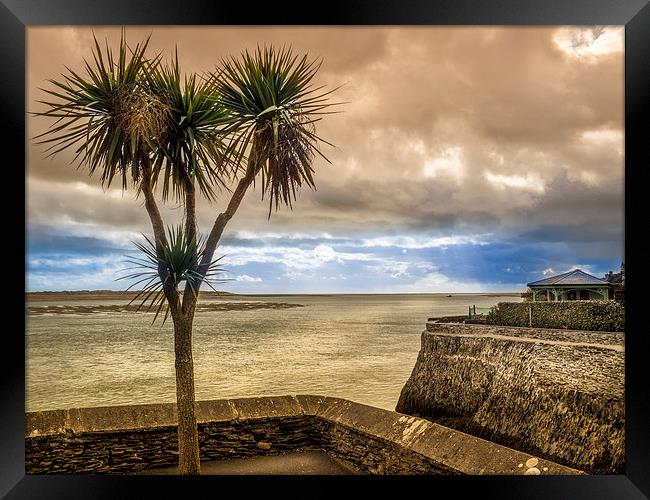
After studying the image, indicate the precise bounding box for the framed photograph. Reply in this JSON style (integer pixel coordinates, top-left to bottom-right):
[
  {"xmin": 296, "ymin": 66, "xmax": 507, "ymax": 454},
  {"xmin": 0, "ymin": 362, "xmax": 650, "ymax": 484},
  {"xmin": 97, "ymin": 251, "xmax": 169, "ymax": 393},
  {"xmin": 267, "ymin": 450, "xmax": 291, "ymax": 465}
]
[{"xmin": 4, "ymin": 0, "xmax": 649, "ymax": 497}]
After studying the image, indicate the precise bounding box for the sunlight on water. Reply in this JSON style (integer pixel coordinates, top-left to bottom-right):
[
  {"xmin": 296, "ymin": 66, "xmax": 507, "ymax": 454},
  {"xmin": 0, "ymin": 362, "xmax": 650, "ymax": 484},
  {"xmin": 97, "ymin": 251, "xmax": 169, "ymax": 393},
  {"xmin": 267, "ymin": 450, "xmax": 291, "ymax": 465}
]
[{"xmin": 26, "ymin": 294, "xmax": 521, "ymax": 412}]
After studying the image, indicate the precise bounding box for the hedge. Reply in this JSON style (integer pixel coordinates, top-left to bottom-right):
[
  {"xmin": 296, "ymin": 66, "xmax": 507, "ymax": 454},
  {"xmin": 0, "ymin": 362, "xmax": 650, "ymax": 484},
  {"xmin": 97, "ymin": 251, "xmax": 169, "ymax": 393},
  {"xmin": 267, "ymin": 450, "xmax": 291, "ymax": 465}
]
[{"xmin": 486, "ymin": 301, "xmax": 624, "ymax": 332}]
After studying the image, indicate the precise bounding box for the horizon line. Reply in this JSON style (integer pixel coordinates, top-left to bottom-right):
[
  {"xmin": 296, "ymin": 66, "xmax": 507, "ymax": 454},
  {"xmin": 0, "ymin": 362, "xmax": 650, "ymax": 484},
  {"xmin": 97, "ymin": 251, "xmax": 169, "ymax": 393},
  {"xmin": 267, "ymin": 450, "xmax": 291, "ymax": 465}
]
[{"xmin": 25, "ymin": 289, "xmax": 524, "ymax": 295}]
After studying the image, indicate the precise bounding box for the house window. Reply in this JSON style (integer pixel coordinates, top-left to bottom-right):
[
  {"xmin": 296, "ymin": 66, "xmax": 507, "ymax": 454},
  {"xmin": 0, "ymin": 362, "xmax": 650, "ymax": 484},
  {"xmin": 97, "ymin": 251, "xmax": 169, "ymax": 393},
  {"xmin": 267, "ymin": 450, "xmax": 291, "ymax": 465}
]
[{"xmin": 580, "ymin": 290, "xmax": 589, "ymax": 300}]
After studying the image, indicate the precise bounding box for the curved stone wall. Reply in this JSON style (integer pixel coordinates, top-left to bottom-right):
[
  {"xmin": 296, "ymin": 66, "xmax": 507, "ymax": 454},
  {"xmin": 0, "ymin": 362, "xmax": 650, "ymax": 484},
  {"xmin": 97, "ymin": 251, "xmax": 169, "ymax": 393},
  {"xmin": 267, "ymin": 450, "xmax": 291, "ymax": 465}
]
[
  {"xmin": 396, "ymin": 323, "xmax": 624, "ymax": 474},
  {"xmin": 26, "ymin": 395, "xmax": 581, "ymax": 475}
]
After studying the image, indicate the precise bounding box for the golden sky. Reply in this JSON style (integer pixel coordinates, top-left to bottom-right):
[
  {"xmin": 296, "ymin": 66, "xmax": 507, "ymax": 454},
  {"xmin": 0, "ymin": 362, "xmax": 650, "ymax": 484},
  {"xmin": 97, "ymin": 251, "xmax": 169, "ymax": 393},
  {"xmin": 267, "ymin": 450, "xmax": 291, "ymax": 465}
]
[{"xmin": 26, "ymin": 26, "xmax": 624, "ymax": 292}]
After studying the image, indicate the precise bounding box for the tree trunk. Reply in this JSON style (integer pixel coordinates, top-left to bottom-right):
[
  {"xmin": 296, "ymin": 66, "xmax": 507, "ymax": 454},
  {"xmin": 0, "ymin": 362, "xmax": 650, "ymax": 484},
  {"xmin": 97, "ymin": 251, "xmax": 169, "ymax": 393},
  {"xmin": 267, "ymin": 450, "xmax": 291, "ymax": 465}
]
[
  {"xmin": 172, "ymin": 311, "xmax": 200, "ymax": 475},
  {"xmin": 139, "ymin": 152, "xmax": 200, "ymax": 474},
  {"xmin": 140, "ymin": 147, "xmax": 259, "ymax": 475}
]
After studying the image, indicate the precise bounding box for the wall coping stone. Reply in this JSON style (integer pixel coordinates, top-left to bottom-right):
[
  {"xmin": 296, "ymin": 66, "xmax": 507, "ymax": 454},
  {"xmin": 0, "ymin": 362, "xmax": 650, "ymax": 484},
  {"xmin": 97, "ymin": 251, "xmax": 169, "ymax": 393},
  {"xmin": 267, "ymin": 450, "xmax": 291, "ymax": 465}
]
[
  {"xmin": 426, "ymin": 322, "xmax": 624, "ymax": 348},
  {"xmin": 26, "ymin": 395, "xmax": 583, "ymax": 475}
]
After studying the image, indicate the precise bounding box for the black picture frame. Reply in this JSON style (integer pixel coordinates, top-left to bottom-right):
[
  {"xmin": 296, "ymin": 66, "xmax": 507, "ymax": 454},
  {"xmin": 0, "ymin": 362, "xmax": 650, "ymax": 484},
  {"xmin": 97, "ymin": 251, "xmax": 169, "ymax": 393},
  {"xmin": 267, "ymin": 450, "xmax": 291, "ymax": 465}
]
[{"xmin": 3, "ymin": 0, "xmax": 649, "ymax": 497}]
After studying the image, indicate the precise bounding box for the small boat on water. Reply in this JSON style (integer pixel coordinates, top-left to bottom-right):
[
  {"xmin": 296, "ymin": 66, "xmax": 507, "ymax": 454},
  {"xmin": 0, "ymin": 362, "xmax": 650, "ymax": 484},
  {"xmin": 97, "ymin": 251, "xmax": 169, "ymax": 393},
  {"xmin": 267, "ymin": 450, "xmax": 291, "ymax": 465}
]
[{"xmin": 446, "ymin": 294, "xmax": 452, "ymax": 297}]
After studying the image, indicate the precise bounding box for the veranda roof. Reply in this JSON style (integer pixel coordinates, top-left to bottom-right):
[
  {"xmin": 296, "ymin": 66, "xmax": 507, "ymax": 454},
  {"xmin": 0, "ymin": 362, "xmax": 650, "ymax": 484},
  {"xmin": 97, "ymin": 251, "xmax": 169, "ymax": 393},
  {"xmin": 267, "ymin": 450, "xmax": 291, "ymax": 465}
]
[{"xmin": 527, "ymin": 269, "xmax": 610, "ymax": 287}]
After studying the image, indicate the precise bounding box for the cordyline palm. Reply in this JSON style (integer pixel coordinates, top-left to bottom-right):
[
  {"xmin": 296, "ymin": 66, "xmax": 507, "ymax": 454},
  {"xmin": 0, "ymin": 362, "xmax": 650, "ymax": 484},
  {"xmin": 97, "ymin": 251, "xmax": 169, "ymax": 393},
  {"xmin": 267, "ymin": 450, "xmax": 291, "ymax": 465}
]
[
  {"xmin": 194, "ymin": 46, "xmax": 339, "ymax": 281},
  {"xmin": 118, "ymin": 225, "xmax": 226, "ymax": 325},
  {"xmin": 34, "ymin": 34, "xmax": 230, "ymax": 474},
  {"xmin": 35, "ymin": 35, "xmax": 338, "ymax": 475},
  {"xmin": 34, "ymin": 34, "xmax": 156, "ymax": 190}
]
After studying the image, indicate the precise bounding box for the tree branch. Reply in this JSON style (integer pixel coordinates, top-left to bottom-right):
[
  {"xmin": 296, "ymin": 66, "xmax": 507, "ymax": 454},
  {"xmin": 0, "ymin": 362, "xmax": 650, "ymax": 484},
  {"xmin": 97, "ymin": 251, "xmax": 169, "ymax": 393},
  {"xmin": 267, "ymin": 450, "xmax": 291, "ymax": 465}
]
[
  {"xmin": 181, "ymin": 181, "xmax": 198, "ymax": 314},
  {"xmin": 202, "ymin": 172, "xmax": 253, "ymax": 270},
  {"xmin": 140, "ymin": 153, "xmax": 180, "ymax": 316},
  {"xmin": 181, "ymin": 138, "xmax": 260, "ymax": 313},
  {"xmin": 184, "ymin": 183, "xmax": 197, "ymax": 243},
  {"xmin": 181, "ymin": 170, "xmax": 253, "ymax": 316}
]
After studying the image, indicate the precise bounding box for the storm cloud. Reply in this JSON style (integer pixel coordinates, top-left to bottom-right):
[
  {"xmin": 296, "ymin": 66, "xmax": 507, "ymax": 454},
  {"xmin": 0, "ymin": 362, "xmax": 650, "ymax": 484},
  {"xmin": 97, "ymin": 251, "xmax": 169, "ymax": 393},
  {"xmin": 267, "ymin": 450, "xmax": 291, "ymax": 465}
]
[{"xmin": 26, "ymin": 26, "xmax": 624, "ymax": 292}]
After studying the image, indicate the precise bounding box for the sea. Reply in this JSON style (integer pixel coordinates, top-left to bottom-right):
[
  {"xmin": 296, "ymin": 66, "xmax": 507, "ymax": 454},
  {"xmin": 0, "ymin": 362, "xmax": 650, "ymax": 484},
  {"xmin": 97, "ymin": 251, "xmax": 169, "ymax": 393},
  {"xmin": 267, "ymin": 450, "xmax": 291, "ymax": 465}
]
[{"xmin": 26, "ymin": 293, "xmax": 521, "ymax": 412}]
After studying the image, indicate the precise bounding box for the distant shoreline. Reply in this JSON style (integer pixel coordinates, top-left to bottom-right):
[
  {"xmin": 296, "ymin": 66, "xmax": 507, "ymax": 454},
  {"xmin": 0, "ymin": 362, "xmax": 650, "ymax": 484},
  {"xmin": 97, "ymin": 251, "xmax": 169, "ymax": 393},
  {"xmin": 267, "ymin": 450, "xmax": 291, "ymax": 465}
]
[
  {"xmin": 25, "ymin": 290, "xmax": 235, "ymax": 302},
  {"xmin": 26, "ymin": 290, "xmax": 522, "ymax": 302}
]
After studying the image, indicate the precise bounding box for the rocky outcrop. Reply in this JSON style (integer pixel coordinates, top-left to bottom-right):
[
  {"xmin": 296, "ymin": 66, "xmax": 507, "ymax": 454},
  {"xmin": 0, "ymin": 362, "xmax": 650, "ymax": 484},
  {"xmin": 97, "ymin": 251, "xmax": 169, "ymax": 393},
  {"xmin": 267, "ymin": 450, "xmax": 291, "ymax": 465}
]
[{"xmin": 396, "ymin": 323, "xmax": 624, "ymax": 474}]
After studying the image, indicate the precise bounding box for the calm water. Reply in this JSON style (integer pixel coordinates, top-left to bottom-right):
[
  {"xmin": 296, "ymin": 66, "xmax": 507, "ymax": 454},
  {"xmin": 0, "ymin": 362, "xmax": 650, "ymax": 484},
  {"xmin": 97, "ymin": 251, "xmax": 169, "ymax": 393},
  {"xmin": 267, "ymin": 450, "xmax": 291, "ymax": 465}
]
[{"xmin": 26, "ymin": 293, "xmax": 521, "ymax": 412}]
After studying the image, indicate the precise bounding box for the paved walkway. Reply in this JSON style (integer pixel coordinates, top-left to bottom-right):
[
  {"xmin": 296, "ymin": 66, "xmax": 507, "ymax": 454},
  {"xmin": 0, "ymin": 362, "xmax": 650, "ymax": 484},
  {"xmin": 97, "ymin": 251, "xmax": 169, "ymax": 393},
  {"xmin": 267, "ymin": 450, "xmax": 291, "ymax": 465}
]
[{"xmin": 139, "ymin": 450, "xmax": 359, "ymax": 475}]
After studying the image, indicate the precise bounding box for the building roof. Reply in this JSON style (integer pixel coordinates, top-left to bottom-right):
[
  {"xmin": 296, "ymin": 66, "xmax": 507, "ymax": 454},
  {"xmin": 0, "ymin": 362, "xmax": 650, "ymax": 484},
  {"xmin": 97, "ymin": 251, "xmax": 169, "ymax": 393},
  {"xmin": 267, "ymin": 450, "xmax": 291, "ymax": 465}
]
[{"xmin": 527, "ymin": 269, "xmax": 610, "ymax": 287}]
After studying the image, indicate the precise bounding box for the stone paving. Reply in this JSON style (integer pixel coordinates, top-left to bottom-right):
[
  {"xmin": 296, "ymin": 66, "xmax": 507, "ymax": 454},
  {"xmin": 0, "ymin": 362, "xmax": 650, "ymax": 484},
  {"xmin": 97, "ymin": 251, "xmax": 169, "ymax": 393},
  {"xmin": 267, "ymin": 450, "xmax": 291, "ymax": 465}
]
[{"xmin": 138, "ymin": 450, "xmax": 359, "ymax": 475}]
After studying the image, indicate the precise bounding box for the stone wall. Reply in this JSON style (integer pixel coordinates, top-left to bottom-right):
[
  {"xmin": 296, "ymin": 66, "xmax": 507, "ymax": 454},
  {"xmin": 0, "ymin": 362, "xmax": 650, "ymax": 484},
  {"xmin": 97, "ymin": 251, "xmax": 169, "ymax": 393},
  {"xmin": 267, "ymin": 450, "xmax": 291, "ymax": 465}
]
[
  {"xmin": 26, "ymin": 395, "xmax": 581, "ymax": 475},
  {"xmin": 396, "ymin": 323, "xmax": 624, "ymax": 474},
  {"xmin": 26, "ymin": 396, "xmax": 323, "ymax": 474}
]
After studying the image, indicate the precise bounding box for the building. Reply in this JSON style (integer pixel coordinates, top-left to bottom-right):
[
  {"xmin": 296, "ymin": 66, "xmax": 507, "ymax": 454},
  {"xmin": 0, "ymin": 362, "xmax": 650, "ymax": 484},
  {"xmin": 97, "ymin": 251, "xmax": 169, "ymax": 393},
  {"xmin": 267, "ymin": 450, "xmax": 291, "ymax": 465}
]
[
  {"xmin": 604, "ymin": 262, "xmax": 625, "ymax": 284},
  {"xmin": 527, "ymin": 269, "xmax": 612, "ymax": 301}
]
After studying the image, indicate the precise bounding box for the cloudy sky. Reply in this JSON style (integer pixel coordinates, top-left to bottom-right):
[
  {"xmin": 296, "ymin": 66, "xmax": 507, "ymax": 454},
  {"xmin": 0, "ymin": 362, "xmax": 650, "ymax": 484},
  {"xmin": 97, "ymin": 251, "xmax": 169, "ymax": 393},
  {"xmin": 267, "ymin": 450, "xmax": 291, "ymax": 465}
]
[{"xmin": 26, "ymin": 26, "xmax": 624, "ymax": 293}]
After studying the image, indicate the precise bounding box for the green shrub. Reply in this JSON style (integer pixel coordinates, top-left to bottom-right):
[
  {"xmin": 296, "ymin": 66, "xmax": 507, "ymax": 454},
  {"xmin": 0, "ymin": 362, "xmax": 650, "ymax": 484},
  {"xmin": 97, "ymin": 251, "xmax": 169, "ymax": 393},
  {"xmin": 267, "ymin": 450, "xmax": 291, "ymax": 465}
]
[{"xmin": 486, "ymin": 301, "xmax": 624, "ymax": 331}]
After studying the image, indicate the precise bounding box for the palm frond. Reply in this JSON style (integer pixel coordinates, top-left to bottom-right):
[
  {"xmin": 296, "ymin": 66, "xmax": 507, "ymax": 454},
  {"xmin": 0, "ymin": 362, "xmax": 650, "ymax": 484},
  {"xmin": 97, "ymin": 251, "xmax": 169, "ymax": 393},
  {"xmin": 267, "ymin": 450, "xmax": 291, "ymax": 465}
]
[
  {"xmin": 116, "ymin": 225, "xmax": 227, "ymax": 325},
  {"xmin": 212, "ymin": 45, "xmax": 342, "ymax": 217},
  {"xmin": 144, "ymin": 50, "xmax": 234, "ymax": 203},
  {"xmin": 34, "ymin": 30, "xmax": 164, "ymax": 192}
]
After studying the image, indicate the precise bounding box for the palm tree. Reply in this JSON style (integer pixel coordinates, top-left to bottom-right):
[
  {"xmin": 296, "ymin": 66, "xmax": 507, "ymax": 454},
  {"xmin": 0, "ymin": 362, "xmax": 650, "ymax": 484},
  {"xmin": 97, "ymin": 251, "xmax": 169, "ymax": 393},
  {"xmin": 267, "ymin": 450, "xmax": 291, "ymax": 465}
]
[{"xmin": 35, "ymin": 34, "xmax": 338, "ymax": 475}]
